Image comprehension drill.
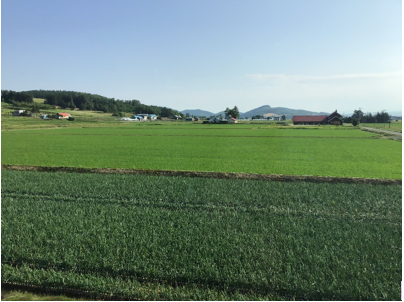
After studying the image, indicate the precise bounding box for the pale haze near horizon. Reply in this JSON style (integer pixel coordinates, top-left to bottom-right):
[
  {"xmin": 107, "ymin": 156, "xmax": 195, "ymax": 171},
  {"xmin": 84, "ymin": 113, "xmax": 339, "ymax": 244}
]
[{"xmin": 1, "ymin": 0, "xmax": 402, "ymax": 115}]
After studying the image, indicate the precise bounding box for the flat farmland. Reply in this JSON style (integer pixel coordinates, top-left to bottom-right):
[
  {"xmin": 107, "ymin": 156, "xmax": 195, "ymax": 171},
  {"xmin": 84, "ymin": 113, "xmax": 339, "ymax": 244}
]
[
  {"xmin": 1, "ymin": 126, "xmax": 401, "ymax": 179},
  {"xmin": 1, "ymin": 123, "xmax": 402, "ymax": 300},
  {"xmin": 2, "ymin": 170, "xmax": 401, "ymax": 300}
]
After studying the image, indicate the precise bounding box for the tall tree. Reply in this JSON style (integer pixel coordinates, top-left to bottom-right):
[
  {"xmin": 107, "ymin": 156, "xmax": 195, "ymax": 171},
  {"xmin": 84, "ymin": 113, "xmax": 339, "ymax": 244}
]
[
  {"xmin": 224, "ymin": 106, "xmax": 240, "ymax": 119},
  {"xmin": 375, "ymin": 111, "xmax": 390, "ymax": 123},
  {"xmin": 352, "ymin": 109, "xmax": 364, "ymax": 121}
]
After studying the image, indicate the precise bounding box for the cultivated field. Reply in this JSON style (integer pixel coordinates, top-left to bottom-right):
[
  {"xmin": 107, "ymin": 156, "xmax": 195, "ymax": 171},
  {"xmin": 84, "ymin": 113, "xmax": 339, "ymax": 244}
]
[
  {"xmin": 2, "ymin": 170, "xmax": 401, "ymax": 300},
  {"xmin": 1, "ymin": 111, "xmax": 402, "ymax": 300},
  {"xmin": 1, "ymin": 125, "xmax": 401, "ymax": 179}
]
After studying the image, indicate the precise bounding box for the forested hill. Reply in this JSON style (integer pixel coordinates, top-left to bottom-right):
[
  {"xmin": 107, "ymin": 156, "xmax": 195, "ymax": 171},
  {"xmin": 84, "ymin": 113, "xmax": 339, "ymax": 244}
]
[{"xmin": 3, "ymin": 89, "xmax": 181, "ymax": 117}]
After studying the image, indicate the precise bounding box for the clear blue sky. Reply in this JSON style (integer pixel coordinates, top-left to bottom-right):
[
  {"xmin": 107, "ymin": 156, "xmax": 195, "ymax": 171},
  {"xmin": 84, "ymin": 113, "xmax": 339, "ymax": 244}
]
[{"xmin": 1, "ymin": 0, "xmax": 402, "ymax": 115}]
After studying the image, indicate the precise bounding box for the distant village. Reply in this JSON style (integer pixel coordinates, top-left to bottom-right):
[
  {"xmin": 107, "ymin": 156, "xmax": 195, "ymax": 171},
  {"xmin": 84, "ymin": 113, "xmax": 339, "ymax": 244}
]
[{"xmin": 11, "ymin": 107, "xmax": 400, "ymax": 126}]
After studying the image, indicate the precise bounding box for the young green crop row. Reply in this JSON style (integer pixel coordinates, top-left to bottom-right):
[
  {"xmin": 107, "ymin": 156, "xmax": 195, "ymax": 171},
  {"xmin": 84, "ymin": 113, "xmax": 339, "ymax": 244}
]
[
  {"xmin": 1, "ymin": 170, "xmax": 401, "ymax": 300},
  {"xmin": 1, "ymin": 129, "xmax": 401, "ymax": 179},
  {"xmin": 7, "ymin": 126, "xmax": 378, "ymax": 137}
]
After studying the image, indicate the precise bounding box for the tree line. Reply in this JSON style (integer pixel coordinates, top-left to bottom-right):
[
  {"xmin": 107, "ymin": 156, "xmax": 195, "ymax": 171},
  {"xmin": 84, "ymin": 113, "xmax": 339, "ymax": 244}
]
[
  {"xmin": 1, "ymin": 89, "xmax": 182, "ymax": 118},
  {"xmin": 343, "ymin": 109, "xmax": 392, "ymax": 125},
  {"xmin": 1, "ymin": 90, "xmax": 33, "ymax": 103}
]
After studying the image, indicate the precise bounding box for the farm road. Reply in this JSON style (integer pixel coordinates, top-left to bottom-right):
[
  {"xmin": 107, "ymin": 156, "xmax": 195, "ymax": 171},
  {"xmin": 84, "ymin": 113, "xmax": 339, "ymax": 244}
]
[{"xmin": 361, "ymin": 126, "xmax": 402, "ymax": 137}]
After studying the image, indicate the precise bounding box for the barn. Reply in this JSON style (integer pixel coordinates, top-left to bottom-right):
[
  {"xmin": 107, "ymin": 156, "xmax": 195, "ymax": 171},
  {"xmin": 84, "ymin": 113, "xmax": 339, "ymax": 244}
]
[
  {"xmin": 293, "ymin": 110, "xmax": 343, "ymax": 125},
  {"xmin": 327, "ymin": 110, "xmax": 344, "ymax": 125}
]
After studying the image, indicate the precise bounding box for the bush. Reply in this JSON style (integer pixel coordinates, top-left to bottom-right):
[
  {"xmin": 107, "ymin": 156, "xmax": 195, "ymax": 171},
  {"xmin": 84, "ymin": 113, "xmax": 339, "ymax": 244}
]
[
  {"xmin": 68, "ymin": 117, "xmax": 75, "ymax": 121},
  {"xmin": 352, "ymin": 118, "xmax": 360, "ymax": 126}
]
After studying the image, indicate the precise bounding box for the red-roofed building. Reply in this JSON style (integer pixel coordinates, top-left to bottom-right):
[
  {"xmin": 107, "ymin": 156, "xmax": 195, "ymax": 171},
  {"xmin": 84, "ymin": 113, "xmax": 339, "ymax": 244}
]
[
  {"xmin": 227, "ymin": 117, "xmax": 238, "ymax": 123},
  {"xmin": 56, "ymin": 113, "xmax": 71, "ymax": 119},
  {"xmin": 293, "ymin": 110, "xmax": 343, "ymax": 125}
]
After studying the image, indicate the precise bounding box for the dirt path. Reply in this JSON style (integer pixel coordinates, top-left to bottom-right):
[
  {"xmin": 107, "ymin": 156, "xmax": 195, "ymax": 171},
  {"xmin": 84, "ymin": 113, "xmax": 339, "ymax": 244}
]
[{"xmin": 361, "ymin": 126, "xmax": 402, "ymax": 137}]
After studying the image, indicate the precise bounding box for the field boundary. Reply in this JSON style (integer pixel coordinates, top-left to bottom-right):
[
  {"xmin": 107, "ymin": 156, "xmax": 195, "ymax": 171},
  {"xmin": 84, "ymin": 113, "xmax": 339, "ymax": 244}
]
[
  {"xmin": 2, "ymin": 165, "xmax": 401, "ymax": 185},
  {"xmin": 1, "ymin": 282, "xmax": 126, "ymax": 301},
  {"xmin": 5, "ymin": 133, "xmax": 380, "ymax": 139}
]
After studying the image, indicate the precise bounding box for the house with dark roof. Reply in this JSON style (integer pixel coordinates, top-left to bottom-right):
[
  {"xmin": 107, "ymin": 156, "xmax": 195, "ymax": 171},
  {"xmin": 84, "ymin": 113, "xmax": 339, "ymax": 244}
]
[{"xmin": 293, "ymin": 110, "xmax": 343, "ymax": 125}]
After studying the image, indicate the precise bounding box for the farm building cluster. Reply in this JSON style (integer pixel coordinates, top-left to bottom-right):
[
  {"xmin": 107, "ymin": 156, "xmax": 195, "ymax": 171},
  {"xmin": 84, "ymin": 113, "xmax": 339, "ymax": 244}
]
[
  {"xmin": 12, "ymin": 110, "xmax": 72, "ymax": 119},
  {"xmin": 121, "ymin": 114, "xmax": 157, "ymax": 121},
  {"xmin": 263, "ymin": 113, "xmax": 283, "ymax": 120}
]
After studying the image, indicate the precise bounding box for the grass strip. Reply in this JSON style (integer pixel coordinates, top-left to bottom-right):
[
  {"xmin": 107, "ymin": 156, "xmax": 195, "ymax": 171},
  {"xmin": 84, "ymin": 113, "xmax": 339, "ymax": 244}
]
[{"xmin": 2, "ymin": 266, "xmax": 289, "ymax": 301}]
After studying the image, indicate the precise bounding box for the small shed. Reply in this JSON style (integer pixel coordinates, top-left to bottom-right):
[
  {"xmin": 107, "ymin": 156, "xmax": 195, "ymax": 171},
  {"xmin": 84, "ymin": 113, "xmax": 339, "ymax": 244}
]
[
  {"xmin": 12, "ymin": 110, "xmax": 26, "ymax": 116},
  {"xmin": 185, "ymin": 117, "xmax": 194, "ymax": 121},
  {"xmin": 227, "ymin": 117, "xmax": 238, "ymax": 123}
]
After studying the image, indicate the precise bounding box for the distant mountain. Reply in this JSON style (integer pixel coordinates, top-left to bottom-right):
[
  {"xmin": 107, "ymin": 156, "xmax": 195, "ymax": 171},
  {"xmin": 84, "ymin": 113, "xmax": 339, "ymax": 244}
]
[
  {"xmin": 182, "ymin": 105, "xmax": 331, "ymax": 119},
  {"xmin": 239, "ymin": 105, "xmax": 272, "ymax": 118},
  {"xmin": 180, "ymin": 109, "xmax": 215, "ymax": 117},
  {"xmin": 239, "ymin": 105, "xmax": 329, "ymax": 119}
]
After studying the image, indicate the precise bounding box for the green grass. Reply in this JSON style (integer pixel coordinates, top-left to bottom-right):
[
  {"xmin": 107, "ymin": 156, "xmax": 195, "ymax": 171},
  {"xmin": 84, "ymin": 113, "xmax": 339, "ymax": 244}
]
[
  {"xmin": 2, "ymin": 170, "xmax": 401, "ymax": 300},
  {"xmin": 361, "ymin": 122, "xmax": 402, "ymax": 133},
  {"xmin": 33, "ymin": 98, "xmax": 46, "ymax": 104},
  {"xmin": 1, "ymin": 127, "xmax": 401, "ymax": 179}
]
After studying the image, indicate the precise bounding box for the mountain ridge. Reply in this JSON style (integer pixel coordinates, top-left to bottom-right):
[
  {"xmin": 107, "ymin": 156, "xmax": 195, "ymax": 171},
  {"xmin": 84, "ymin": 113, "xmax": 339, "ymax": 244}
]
[{"xmin": 181, "ymin": 105, "xmax": 330, "ymax": 119}]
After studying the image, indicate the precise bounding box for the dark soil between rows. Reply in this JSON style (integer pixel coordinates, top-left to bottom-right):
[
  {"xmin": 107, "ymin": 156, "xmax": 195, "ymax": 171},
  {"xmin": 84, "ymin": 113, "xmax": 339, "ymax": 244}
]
[{"xmin": 2, "ymin": 165, "xmax": 401, "ymax": 185}]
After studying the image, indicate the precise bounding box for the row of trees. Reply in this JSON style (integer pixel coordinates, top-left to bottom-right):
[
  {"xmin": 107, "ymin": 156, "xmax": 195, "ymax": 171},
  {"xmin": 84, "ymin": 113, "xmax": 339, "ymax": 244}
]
[
  {"xmin": 1, "ymin": 90, "xmax": 182, "ymax": 118},
  {"xmin": 1, "ymin": 90, "xmax": 33, "ymax": 103},
  {"xmin": 344, "ymin": 109, "xmax": 391, "ymax": 124}
]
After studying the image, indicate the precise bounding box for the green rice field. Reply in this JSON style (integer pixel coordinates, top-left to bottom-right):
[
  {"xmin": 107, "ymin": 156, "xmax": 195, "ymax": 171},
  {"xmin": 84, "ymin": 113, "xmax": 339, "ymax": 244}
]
[
  {"xmin": 3, "ymin": 125, "xmax": 379, "ymax": 137},
  {"xmin": 1, "ymin": 126, "xmax": 401, "ymax": 179},
  {"xmin": 2, "ymin": 170, "xmax": 401, "ymax": 300},
  {"xmin": 1, "ymin": 119, "xmax": 402, "ymax": 300}
]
